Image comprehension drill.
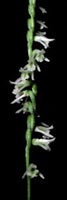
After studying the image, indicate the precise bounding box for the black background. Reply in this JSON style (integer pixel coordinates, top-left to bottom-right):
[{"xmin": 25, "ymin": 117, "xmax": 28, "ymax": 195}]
[{"xmin": 1, "ymin": 0, "xmax": 67, "ymax": 200}]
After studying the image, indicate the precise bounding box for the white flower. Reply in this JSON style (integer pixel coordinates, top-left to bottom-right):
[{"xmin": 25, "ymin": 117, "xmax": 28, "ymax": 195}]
[
  {"xmin": 32, "ymin": 123, "xmax": 55, "ymax": 151},
  {"xmin": 37, "ymin": 20, "xmax": 47, "ymax": 29},
  {"xmin": 32, "ymin": 49, "xmax": 45, "ymax": 63},
  {"xmin": 11, "ymin": 81, "xmax": 31, "ymax": 104},
  {"xmin": 21, "ymin": 71, "xmax": 29, "ymax": 80},
  {"xmin": 22, "ymin": 163, "xmax": 45, "ymax": 179},
  {"xmin": 11, "ymin": 92, "xmax": 26, "ymax": 104},
  {"xmin": 32, "ymin": 137, "xmax": 55, "ymax": 151},
  {"xmin": 35, "ymin": 124, "xmax": 54, "ymax": 138},
  {"xmin": 11, "ymin": 79, "xmax": 31, "ymax": 94},
  {"xmin": 34, "ymin": 35, "xmax": 54, "ymax": 49},
  {"xmin": 22, "ymin": 61, "xmax": 41, "ymax": 76},
  {"xmin": 24, "ymin": 63, "xmax": 36, "ymax": 72}
]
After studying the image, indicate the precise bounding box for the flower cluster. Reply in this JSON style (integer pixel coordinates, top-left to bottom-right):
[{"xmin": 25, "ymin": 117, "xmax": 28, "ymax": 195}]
[
  {"xmin": 11, "ymin": 2, "xmax": 55, "ymax": 190},
  {"xmin": 32, "ymin": 123, "xmax": 55, "ymax": 151},
  {"xmin": 11, "ymin": 4, "xmax": 54, "ymax": 108},
  {"xmin": 11, "ymin": 75, "xmax": 37, "ymax": 114}
]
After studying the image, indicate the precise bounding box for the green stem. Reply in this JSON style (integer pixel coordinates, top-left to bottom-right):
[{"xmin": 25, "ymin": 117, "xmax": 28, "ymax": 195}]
[
  {"xmin": 26, "ymin": 146, "xmax": 31, "ymax": 200},
  {"xmin": 27, "ymin": 0, "xmax": 36, "ymax": 59},
  {"xmin": 25, "ymin": 130, "xmax": 32, "ymax": 200},
  {"xmin": 27, "ymin": 176, "xmax": 31, "ymax": 200},
  {"xmin": 25, "ymin": 113, "xmax": 35, "ymax": 200},
  {"xmin": 25, "ymin": 0, "xmax": 36, "ymax": 200}
]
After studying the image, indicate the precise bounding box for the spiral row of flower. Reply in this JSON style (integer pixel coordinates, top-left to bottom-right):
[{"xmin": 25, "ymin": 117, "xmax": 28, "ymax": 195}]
[{"xmin": 11, "ymin": 1, "xmax": 55, "ymax": 200}]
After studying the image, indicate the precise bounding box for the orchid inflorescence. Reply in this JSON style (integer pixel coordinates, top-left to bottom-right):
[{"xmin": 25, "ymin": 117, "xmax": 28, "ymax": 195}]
[{"xmin": 11, "ymin": 1, "xmax": 55, "ymax": 200}]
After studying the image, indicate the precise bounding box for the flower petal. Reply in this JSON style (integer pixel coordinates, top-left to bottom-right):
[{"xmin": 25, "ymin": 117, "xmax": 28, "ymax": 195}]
[
  {"xmin": 37, "ymin": 21, "xmax": 48, "ymax": 29},
  {"xmin": 11, "ymin": 94, "xmax": 26, "ymax": 104},
  {"xmin": 44, "ymin": 57, "xmax": 50, "ymax": 62},
  {"xmin": 15, "ymin": 108, "xmax": 23, "ymax": 114},
  {"xmin": 39, "ymin": 7, "xmax": 47, "ymax": 14}
]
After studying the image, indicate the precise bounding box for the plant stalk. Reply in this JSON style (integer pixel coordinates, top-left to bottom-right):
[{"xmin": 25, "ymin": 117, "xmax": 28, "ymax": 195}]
[{"xmin": 25, "ymin": 0, "xmax": 36, "ymax": 199}]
